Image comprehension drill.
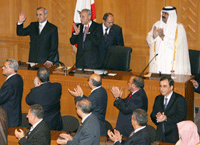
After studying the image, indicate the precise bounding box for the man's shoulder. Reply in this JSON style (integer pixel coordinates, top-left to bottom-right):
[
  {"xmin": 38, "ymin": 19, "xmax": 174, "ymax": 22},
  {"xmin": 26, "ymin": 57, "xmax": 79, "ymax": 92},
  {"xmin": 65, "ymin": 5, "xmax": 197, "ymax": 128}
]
[
  {"xmin": 112, "ymin": 24, "xmax": 122, "ymax": 30},
  {"xmin": 46, "ymin": 21, "xmax": 57, "ymax": 28}
]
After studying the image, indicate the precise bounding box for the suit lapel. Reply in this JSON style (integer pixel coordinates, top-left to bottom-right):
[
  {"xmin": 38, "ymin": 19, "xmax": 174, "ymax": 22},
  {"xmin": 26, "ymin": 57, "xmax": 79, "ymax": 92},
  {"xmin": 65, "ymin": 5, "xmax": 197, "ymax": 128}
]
[
  {"xmin": 165, "ymin": 92, "xmax": 176, "ymax": 112},
  {"xmin": 27, "ymin": 120, "xmax": 43, "ymax": 139},
  {"xmin": 160, "ymin": 96, "xmax": 165, "ymax": 111},
  {"xmin": 76, "ymin": 114, "xmax": 91, "ymax": 133},
  {"xmin": 35, "ymin": 22, "xmax": 39, "ymax": 35},
  {"xmin": 39, "ymin": 21, "xmax": 49, "ymax": 35}
]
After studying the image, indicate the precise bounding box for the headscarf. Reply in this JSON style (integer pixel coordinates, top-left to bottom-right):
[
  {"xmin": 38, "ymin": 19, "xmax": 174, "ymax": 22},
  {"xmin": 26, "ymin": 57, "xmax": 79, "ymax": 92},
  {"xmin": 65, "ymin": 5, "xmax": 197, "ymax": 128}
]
[
  {"xmin": 158, "ymin": 6, "xmax": 177, "ymax": 40},
  {"xmin": 177, "ymin": 120, "xmax": 199, "ymax": 145}
]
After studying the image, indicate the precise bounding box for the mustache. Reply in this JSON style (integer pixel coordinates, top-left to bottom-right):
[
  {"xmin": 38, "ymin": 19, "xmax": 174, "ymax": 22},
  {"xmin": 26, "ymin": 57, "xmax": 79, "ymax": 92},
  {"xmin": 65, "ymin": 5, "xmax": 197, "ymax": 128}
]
[{"xmin": 162, "ymin": 16, "xmax": 166, "ymax": 19}]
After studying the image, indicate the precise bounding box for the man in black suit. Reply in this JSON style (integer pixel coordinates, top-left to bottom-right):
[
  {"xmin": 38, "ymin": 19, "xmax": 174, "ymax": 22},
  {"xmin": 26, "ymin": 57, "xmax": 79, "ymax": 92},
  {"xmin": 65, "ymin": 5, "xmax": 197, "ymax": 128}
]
[
  {"xmin": 26, "ymin": 67, "xmax": 63, "ymax": 131},
  {"xmin": 15, "ymin": 104, "xmax": 51, "ymax": 145},
  {"xmin": 57, "ymin": 99, "xmax": 100, "ymax": 145},
  {"xmin": 70, "ymin": 9, "xmax": 102, "ymax": 69},
  {"xmin": 190, "ymin": 78, "xmax": 200, "ymax": 93},
  {"xmin": 151, "ymin": 77, "xmax": 187, "ymax": 143},
  {"xmin": 100, "ymin": 13, "xmax": 124, "ymax": 64},
  {"xmin": 68, "ymin": 74, "xmax": 107, "ymax": 136},
  {"xmin": 17, "ymin": 7, "xmax": 59, "ymax": 68},
  {"xmin": 0, "ymin": 59, "xmax": 23, "ymax": 127},
  {"xmin": 111, "ymin": 76, "xmax": 148, "ymax": 138},
  {"xmin": 108, "ymin": 109, "xmax": 151, "ymax": 145}
]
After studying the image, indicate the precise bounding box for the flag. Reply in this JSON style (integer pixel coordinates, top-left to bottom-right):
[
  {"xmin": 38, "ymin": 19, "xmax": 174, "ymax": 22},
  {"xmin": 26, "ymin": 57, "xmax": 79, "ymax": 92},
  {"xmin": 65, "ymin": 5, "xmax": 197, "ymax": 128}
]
[{"xmin": 72, "ymin": 0, "xmax": 96, "ymax": 50}]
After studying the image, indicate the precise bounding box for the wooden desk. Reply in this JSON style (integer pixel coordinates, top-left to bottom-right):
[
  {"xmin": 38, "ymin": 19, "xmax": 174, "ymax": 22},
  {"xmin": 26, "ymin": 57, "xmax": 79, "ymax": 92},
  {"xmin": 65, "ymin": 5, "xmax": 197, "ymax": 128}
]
[{"xmin": 0, "ymin": 70, "xmax": 194, "ymax": 128}]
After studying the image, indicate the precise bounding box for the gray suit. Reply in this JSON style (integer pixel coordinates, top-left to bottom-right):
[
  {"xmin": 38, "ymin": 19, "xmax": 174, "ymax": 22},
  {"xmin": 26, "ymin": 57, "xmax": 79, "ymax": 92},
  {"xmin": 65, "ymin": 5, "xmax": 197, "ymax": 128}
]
[{"xmin": 67, "ymin": 113, "xmax": 100, "ymax": 145}]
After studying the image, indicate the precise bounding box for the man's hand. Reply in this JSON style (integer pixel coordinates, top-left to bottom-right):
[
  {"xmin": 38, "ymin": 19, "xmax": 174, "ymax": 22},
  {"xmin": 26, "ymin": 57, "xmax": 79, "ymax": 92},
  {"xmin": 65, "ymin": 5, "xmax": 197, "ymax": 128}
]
[
  {"xmin": 158, "ymin": 28, "xmax": 164, "ymax": 40},
  {"xmin": 34, "ymin": 77, "xmax": 41, "ymax": 87},
  {"xmin": 19, "ymin": 11, "xmax": 27, "ymax": 23},
  {"xmin": 111, "ymin": 86, "xmax": 123, "ymax": 98},
  {"xmin": 15, "ymin": 129, "xmax": 25, "ymax": 140},
  {"xmin": 156, "ymin": 112, "xmax": 167, "ymax": 122},
  {"xmin": 153, "ymin": 26, "xmax": 158, "ymax": 39},
  {"xmin": 56, "ymin": 133, "xmax": 73, "ymax": 145},
  {"xmin": 44, "ymin": 61, "xmax": 53, "ymax": 68},
  {"xmin": 107, "ymin": 129, "xmax": 122, "ymax": 142},
  {"xmin": 72, "ymin": 23, "xmax": 80, "ymax": 35},
  {"xmin": 190, "ymin": 79, "xmax": 199, "ymax": 87},
  {"xmin": 68, "ymin": 85, "xmax": 83, "ymax": 97}
]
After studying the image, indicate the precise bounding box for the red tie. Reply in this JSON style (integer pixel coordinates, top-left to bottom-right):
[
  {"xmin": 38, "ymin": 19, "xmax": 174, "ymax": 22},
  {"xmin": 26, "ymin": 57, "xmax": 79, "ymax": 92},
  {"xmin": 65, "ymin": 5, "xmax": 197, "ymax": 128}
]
[{"xmin": 127, "ymin": 93, "xmax": 132, "ymax": 99}]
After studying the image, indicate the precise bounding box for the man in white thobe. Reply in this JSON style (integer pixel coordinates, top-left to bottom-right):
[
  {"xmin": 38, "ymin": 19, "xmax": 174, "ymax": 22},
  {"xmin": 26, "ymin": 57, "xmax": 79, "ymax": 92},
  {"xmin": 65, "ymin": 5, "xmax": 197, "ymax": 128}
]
[{"xmin": 146, "ymin": 6, "xmax": 191, "ymax": 75}]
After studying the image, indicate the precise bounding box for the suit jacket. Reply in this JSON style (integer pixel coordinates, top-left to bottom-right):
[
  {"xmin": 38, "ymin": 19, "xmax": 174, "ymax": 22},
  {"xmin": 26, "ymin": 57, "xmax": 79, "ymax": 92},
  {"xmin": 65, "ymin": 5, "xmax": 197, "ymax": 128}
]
[
  {"xmin": 17, "ymin": 21, "xmax": 59, "ymax": 64},
  {"xmin": 75, "ymin": 87, "xmax": 107, "ymax": 136},
  {"xmin": 70, "ymin": 21, "xmax": 102, "ymax": 69},
  {"xmin": 100, "ymin": 24, "xmax": 124, "ymax": 63},
  {"xmin": 26, "ymin": 82, "xmax": 63, "ymax": 130},
  {"xmin": 0, "ymin": 74, "xmax": 23, "ymax": 127},
  {"xmin": 0, "ymin": 107, "xmax": 8, "ymax": 145},
  {"xmin": 114, "ymin": 127, "xmax": 151, "ymax": 145},
  {"xmin": 19, "ymin": 120, "xmax": 51, "ymax": 145},
  {"xmin": 150, "ymin": 92, "xmax": 187, "ymax": 143},
  {"xmin": 114, "ymin": 89, "xmax": 148, "ymax": 138},
  {"xmin": 67, "ymin": 113, "xmax": 100, "ymax": 145}
]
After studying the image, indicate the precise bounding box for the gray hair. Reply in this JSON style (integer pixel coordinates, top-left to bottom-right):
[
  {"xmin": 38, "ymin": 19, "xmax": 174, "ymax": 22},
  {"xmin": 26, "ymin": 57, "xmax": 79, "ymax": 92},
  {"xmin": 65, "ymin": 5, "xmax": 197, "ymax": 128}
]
[
  {"xmin": 77, "ymin": 99, "xmax": 92, "ymax": 113},
  {"xmin": 6, "ymin": 59, "xmax": 19, "ymax": 72},
  {"xmin": 81, "ymin": 9, "xmax": 91, "ymax": 16},
  {"xmin": 30, "ymin": 104, "xmax": 44, "ymax": 119},
  {"xmin": 132, "ymin": 76, "xmax": 144, "ymax": 89},
  {"xmin": 37, "ymin": 7, "xmax": 48, "ymax": 14},
  {"xmin": 132, "ymin": 109, "xmax": 148, "ymax": 126}
]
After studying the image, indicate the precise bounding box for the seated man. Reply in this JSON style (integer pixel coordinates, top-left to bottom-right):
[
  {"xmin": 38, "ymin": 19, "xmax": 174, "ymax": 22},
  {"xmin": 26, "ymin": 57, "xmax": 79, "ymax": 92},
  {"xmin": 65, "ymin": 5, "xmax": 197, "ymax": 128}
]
[
  {"xmin": 15, "ymin": 104, "xmax": 51, "ymax": 145},
  {"xmin": 26, "ymin": 67, "xmax": 63, "ymax": 130},
  {"xmin": 108, "ymin": 109, "xmax": 151, "ymax": 145},
  {"xmin": 56, "ymin": 99, "xmax": 100, "ymax": 145}
]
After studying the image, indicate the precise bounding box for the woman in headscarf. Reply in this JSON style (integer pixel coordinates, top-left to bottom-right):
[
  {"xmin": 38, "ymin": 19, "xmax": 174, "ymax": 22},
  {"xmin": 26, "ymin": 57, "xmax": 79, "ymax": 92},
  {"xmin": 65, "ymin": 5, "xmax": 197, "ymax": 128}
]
[{"xmin": 176, "ymin": 120, "xmax": 199, "ymax": 145}]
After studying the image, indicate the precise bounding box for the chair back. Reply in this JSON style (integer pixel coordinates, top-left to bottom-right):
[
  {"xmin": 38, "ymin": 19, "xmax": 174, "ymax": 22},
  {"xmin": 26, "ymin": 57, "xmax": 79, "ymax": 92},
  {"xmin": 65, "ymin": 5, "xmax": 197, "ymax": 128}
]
[
  {"xmin": 62, "ymin": 115, "xmax": 79, "ymax": 134},
  {"xmin": 19, "ymin": 113, "xmax": 31, "ymax": 128},
  {"xmin": 103, "ymin": 45, "xmax": 132, "ymax": 71},
  {"xmin": 189, "ymin": 50, "xmax": 200, "ymax": 75},
  {"xmin": 146, "ymin": 124, "xmax": 156, "ymax": 143}
]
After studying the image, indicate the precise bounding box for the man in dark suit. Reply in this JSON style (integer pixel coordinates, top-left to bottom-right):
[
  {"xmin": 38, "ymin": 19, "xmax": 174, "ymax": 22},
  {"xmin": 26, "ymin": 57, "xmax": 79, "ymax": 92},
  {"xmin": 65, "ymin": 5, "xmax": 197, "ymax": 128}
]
[
  {"xmin": 57, "ymin": 99, "xmax": 100, "ymax": 145},
  {"xmin": 17, "ymin": 7, "xmax": 59, "ymax": 68},
  {"xmin": 26, "ymin": 67, "xmax": 63, "ymax": 131},
  {"xmin": 70, "ymin": 9, "xmax": 102, "ymax": 69},
  {"xmin": 100, "ymin": 13, "xmax": 124, "ymax": 64},
  {"xmin": 0, "ymin": 59, "xmax": 23, "ymax": 127},
  {"xmin": 151, "ymin": 77, "xmax": 187, "ymax": 143},
  {"xmin": 191, "ymin": 78, "xmax": 200, "ymax": 93},
  {"xmin": 0, "ymin": 107, "xmax": 8, "ymax": 145},
  {"xmin": 108, "ymin": 109, "xmax": 151, "ymax": 145},
  {"xmin": 15, "ymin": 104, "xmax": 51, "ymax": 145},
  {"xmin": 68, "ymin": 74, "xmax": 107, "ymax": 136},
  {"xmin": 111, "ymin": 76, "xmax": 148, "ymax": 138}
]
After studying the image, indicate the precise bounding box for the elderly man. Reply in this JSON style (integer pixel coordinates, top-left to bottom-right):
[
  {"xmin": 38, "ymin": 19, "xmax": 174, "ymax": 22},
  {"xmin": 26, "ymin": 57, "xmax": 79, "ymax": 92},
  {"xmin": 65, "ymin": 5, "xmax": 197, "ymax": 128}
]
[
  {"xmin": 146, "ymin": 6, "xmax": 191, "ymax": 75},
  {"xmin": 70, "ymin": 9, "xmax": 102, "ymax": 69},
  {"xmin": 111, "ymin": 76, "xmax": 148, "ymax": 138},
  {"xmin": 26, "ymin": 67, "xmax": 63, "ymax": 130},
  {"xmin": 15, "ymin": 104, "xmax": 51, "ymax": 145},
  {"xmin": 0, "ymin": 59, "xmax": 23, "ymax": 127},
  {"xmin": 68, "ymin": 74, "xmax": 107, "ymax": 136},
  {"xmin": 57, "ymin": 99, "xmax": 100, "ymax": 145},
  {"xmin": 108, "ymin": 109, "xmax": 151, "ymax": 145},
  {"xmin": 17, "ymin": 7, "xmax": 59, "ymax": 67},
  {"xmin": 151, "ymin": 77, "xmax": 187, "ymax": 143},
  {"xmin": 99, "ymin": 13, "xmax": 124, "ymax": 63}
]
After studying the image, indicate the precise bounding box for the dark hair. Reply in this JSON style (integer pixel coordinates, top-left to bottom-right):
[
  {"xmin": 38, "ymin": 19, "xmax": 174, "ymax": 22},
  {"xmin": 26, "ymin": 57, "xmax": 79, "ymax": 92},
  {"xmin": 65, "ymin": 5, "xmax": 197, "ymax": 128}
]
[
  {"xmin": 77, "ymin": 99, "xmax": 92, "ymax": 113},
  {"xmin": 133, "ymin": 109, "xmax": 148, "ymax": 126},
  {"xmin": 30, "ymin": 104, "xmax": 44, "ymax": 119},
  {"xmin": 160, "ymin": 76, "xmax": 174, "ymax": 87},
  {"xmin": 132, "ymin": 76, "xmax": 144, "ymax": 89},
  {"xmin": 91, "ymin": 78, "xmax": 102, "ymax": 87},
  {"xmin": 37, "ymin": 67, "xmax": 50, "ymax": 82},
  {"xmin": 103, "ymin": 13, "xmax": 114, "ymax": 21}
]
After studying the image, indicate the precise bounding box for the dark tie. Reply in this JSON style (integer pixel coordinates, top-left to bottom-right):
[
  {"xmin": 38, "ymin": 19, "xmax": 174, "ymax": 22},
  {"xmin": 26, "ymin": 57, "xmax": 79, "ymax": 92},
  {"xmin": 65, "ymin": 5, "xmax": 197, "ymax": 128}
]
[
  {"xmin": 104, "ymin": 28, "xmax": 108, "ymax": 41},
  {"xmin": 83, "ymin": 26, "xmax": 87, "ymax": 42},
  {"xmin": 164, "ymin": 97, "xmax": 168, "ymax": 109}
]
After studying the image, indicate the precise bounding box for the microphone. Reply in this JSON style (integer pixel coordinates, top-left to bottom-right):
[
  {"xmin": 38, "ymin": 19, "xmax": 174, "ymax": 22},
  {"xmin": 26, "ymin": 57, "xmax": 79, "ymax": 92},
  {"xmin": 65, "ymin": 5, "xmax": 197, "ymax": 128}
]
[
  {"xmin": 101, "ymin": 52, "xmax": 112, "ymax": 77},
  {"xmin": 139, "ymin": 53, "xmax": 158, "ymax": 77}
]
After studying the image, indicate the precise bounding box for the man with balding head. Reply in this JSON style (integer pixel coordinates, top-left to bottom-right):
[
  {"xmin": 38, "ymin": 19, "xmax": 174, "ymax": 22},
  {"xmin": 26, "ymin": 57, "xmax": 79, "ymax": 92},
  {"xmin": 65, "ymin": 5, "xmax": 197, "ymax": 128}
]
[
  {"xmin": 111, "ymin": 76, "xmax": 148, "ymax": 138},
  {"xmin": 57, "ymin": 99, "xmax": 100, "ymax": 145},
  {"xmin": 100, "ymin": 13, "xmax": 124, "ymax": 64},
  {"xmin": 69, "ymin": 74, "xmax": 108, "ymax": 135}
]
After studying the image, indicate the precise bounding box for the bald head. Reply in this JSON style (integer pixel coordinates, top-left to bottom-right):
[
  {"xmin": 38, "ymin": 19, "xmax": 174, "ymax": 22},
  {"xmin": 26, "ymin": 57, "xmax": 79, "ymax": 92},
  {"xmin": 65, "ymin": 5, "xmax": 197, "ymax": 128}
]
[{"xmin": 89, "ymin": 74, "xmax": 102, "ymax": 87}]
